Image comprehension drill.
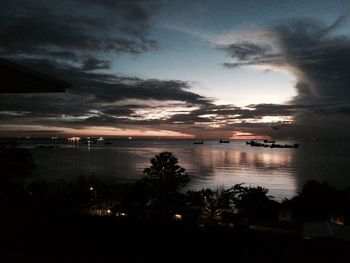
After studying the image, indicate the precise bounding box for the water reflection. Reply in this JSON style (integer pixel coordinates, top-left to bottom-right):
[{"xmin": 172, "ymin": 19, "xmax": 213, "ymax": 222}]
[
  {"xmin": 178, "ymin": 146, "xmax": 297, "ymax": 200},
  {"xmin": 30, "ymin": 139, "xmax": 350, "ymax": 201}
]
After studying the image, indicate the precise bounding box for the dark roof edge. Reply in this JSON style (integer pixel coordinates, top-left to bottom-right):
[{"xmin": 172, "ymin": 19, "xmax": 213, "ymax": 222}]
[{"xmin": 0, "ymin": 58, "xmax": 71, "ymax": 92}]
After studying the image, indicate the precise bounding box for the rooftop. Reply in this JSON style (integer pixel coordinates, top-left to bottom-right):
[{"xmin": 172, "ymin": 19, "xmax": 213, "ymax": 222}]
[{"xmin": 0, "ymin": 58, "xmax": 70, "ymax": 93}]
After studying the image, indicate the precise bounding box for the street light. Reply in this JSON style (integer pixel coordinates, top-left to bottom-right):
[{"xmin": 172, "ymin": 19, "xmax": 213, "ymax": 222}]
[{"xmin": 89, "ymin": 186, "xmax": 96, "ymax": 200}]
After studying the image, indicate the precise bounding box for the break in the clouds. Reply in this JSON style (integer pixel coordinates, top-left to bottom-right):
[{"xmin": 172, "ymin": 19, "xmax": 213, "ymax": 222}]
[
  {"xmin": 0, "ymin": 58, "xmax": 210, "ymax": 117},
  {"xmin": 0, "ymin": 0, "xmax": 209, "ymax": 137},
  {"xmin": 2, "ymin": 0, "xmax": 350, "ymax": 138},
  {"xmin": 220, "ymin": 16, "xmax": 350, "ymax": 138},
  {"xmin": 0, "ymin": 57, "xmax": 216, "ymax": 137},
  {"xmin": 221, "ymin": 16, "xmax": 350, "ymax": 105}
]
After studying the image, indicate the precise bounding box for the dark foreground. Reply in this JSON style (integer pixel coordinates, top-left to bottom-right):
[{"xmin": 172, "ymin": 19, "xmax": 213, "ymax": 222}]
[
  {"xmin": 1, "ymin": 215, "xmax": 350, "ymax": 263},
  {"xmin": 2, "ymin": 147, "xmax": 350, "ymax": 262}
]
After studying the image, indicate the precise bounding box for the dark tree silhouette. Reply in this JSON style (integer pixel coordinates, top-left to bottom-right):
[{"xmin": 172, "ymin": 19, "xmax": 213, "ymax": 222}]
[
  {"xmin": 121, "ymin": 181, "xmax": 150, "ymax": 219},
  {"xmin": 234, "ymin": 186, "xmax": 279, "ymax": 221},
  {"xmin": 1, "ymin": 145, "xmax": 35, "ymax": 180},
  {"xmin": 185, "ymin": 185, "xmax": 243, "ymax": 226},
  {"xmin": 0, "ymin": 144, "xmax": 35, "ymax": 204},
  {"xmin": 285, "ymin": 180, "xmax": 346, "ymax": 221},
  {"xmin": 201, "ymin": 188, "xmax": 235, "ymax": 224},
  {"xmin": 142, "ymin": 152, "xmax": 190, "ymax": 217}
]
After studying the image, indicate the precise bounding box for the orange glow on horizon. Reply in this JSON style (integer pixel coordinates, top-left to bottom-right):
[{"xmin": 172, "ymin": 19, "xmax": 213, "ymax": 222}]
[
  {"xmin": 230, "ymin": 135, "xmax": 271, "ymax": 140},
  {"xmin": 229, "ymin": 131, "xmax": 271, "ymax": 140},
  {"xmin": 61, "ymin": 126, "xmax": 195, "ymax": 138},
  {"xmin": 0, "ymin": 124, "xmax": 195, "ymax": 138}
]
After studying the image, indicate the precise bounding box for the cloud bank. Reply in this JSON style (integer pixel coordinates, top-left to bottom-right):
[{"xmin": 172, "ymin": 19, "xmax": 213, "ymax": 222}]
[
  {"xmin": 220, "ymin": 16, "xmax": 350, "ymax": 138},
  {"xmin": 0, "ymin": 0, "xmax": 159, "ymax": 69},
  {"xmin": 1, "ymin": 1, "xmax": 350, "ymax": 139}
]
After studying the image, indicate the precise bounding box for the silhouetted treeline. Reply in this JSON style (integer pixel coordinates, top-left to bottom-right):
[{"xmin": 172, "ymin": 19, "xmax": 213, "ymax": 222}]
[
  {"xmin": 0, "ymin": 141, "xmax": 35, "ymax": 206},
  {"xmin": 2, "ymin": 148, "xmax": 350, "ymax": 227},
  {"xmin": 282, "ymin": 180, "xmax": 350, "ymax": 222}
]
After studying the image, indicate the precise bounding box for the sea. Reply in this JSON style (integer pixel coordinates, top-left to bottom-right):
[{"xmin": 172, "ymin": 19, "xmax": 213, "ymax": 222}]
[{"xmin": 16, "ymin": 138, "xmax": 350, "ymax": 201}]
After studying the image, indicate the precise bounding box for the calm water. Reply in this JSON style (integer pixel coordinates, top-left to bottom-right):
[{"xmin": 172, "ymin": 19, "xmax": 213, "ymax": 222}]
[{"xmin": 21, "ymin": 138, "xmax": 350, "ymax": 201}]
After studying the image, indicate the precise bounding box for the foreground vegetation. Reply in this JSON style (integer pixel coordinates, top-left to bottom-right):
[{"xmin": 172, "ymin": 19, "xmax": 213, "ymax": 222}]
[
  {"xmin": 1, "ymin": 143, "xmax": 350, "ymax": 262},
  {"xmin": 2, "ymin": 145, "xmax": 350, "ymax": 225}
]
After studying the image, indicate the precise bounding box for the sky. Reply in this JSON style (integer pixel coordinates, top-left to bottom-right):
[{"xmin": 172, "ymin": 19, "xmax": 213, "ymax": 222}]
[{"xmin": 1, "ymin": 0, "xmax": 350, "ymax": 139}]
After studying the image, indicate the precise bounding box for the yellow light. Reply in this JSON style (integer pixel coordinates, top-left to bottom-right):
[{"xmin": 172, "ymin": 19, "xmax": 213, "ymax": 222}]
[
  {"xmin": 116, "ymin": 212, "xmax": 127, "ymax": 217},
  {"xmin": 173, "ymin": 214, "xmax": 183, "ymax": 221},
  {"xmin": 67, "ymin": 136, "xmax": 81, "ymax": 142}
]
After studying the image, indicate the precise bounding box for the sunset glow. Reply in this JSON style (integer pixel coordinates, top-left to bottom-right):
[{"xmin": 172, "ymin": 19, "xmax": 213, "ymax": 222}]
[
  {"xmin": 3, "ymin": 2, "xmax": 350, "ymax": 261},
  {"xmin": 1, "ymin": 0, "xmax": 350, "ymax": 139},
  {"xmin": 229, "ymin": 131, "xmax": 270, "ymax": 140}
]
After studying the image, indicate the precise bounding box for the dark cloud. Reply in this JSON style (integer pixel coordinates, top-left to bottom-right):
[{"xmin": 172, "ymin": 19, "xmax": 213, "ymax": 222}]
[
  {"xmin": 220, "ymin": 42, "xmax": 271, "ymax": 61},
  {"xmin": 222, "ymin": 17, "xmax": 350, "ymax": 105},
  {"xmin": 0, "ymin": 58, "xmax": 214, "ymax": 132},
  {"xmin": 3, "ymin": 2, "xmax": 350, "ymax": 138},
  {"xmin": 0, "ymin": 0, "xmax": 159, "ymax": 69},
  {"xmin": 1, "ymin": 0, "xmax": 290, "ymax": 138},
  {"xmin": 8, "ymin": 58, "xmax": 212, "ymax": 105},
  {"xmin": 220, "ymin": 16, "xmax": 350, "ymax": 138},
  {"xmin": 0, "ymin": 0, "xmax": 220, "ymax": 137},
  {"xmin": 81, "ymin": 58, "xmax": 111, "ymax": 71}
]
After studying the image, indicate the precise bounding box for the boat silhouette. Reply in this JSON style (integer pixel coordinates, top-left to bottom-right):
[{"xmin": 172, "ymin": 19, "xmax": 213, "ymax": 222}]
[
  {"xmin": 193, "ymin": 140, "xmax": 204, "ymax": 144},
  {"xmin": 219, "ymin": 139, "xmax": 230, "ymax": 143},
  {"xmin": 270, "ymin": 143, "xmax": 299, "ymax": 148},
  {"xmin": 246, "ymin": 140, "xmax": 299, "ymax": 148}
]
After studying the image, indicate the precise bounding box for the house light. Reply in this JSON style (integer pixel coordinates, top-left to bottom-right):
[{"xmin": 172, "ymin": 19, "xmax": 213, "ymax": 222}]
[
  {"xmin": 173, "ymin": 214, "xmax": 183, "ymax": 221},
  {"xmin": 116, "ymin": 212, "xmax": 127, "ymax": 217},
  {"xmin": 67, "ymin": 137, "xmax": 81, "ymax": 142}
]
